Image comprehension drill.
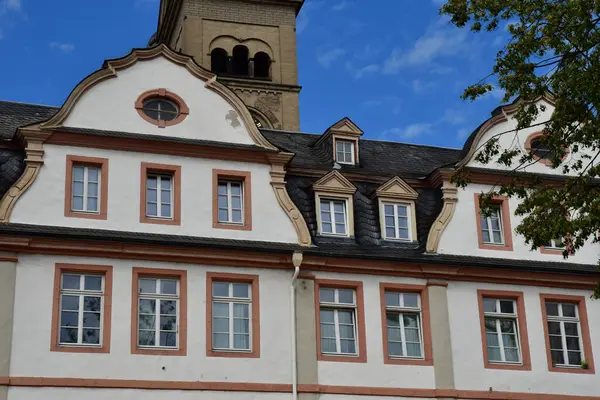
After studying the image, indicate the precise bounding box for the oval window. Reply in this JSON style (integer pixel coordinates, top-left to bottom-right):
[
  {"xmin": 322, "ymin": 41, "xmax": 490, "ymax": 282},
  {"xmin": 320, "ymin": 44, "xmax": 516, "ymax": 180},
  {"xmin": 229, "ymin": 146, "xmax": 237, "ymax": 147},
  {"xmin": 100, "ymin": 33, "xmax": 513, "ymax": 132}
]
[
  {"xmin": 142, "ymin": 97, "xmax": 179, "ymax": 122},
  {"xmin": 529, "ymin": 138, "xmax": 553, "ymax": 160}
]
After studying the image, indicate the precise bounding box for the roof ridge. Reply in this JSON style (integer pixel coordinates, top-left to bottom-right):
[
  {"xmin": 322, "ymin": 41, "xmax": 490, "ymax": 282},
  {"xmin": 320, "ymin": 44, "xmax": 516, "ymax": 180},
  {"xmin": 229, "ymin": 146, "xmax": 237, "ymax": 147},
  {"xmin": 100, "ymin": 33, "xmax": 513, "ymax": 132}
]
[{"xmin": 0, "ymin": 99, "xmax": 60, "ymax": 109}]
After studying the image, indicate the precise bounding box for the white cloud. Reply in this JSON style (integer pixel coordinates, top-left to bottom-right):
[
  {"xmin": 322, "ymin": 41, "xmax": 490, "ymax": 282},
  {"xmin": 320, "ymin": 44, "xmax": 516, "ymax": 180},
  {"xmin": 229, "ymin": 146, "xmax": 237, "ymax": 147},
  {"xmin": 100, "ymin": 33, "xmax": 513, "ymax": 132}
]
[
  {"xmin": 4, "ymin": 0, "xmax": 20, "ymax": 11},
  {"xmin": 412, "ymin": 79, "xmax": 436, "ymax": 94},
  {"xmin": 317, "ymin": 47, "xmax": 345, "ymax": 68},
  {"xmin": 382, "ymin": 123, "xmax": 435, "ymax": 140},
  {"xmin": 296, "ymin": 0, "xmax": 323, "ymax": 34},
  {"xmin": 382, "ymin": 19, "xmax": 468, "ymax": 74},
  {"xmin": 442, "ymin": 108, "xmax": 466, "ymax": 125},
  {"xmin": 49, "ymin": 42, "xmax": 75, "ymax": 53},
  {"xmin": 456, "ymin": 128, "xmax": 471, "ymax": 140},
  {"xmin": 331, "ymin": 0, "xmax": 351, "ymax": 11},
  {"xmin": 363, "ymin": 96, "xmax": 402, "ymax": 115},
  {"xmin": 346, "ymin": 62, "xmax": 379, "ymax": 79}
]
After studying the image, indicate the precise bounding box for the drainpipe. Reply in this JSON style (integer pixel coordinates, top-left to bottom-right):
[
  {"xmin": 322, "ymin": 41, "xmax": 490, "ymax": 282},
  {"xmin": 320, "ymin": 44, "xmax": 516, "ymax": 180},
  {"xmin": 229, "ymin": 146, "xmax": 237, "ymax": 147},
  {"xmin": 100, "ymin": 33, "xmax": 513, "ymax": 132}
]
[{"xmin": 290, "ymin": 250, "xmax": 303, "ymax": 400}]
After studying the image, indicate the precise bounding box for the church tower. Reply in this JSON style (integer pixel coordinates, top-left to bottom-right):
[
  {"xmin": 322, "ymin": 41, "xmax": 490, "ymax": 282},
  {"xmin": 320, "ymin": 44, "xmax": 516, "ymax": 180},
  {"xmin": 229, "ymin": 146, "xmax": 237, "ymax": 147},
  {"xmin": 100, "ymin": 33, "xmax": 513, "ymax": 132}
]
[{"xmin": 154, "ymin": 0, "xmax": 303, "ymax": 130}]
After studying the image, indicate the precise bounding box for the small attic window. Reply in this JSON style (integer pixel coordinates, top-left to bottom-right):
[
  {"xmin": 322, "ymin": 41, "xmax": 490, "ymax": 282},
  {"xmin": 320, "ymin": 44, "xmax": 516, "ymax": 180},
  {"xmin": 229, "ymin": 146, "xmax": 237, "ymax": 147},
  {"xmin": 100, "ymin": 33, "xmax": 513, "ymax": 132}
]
[
  {"xmin": 524, "ymin": 132, "xmax": 568, "ymax": 166},
  {"xmin": 335, "ymin": 140, "xmax": 355, "ymax": 165},
  {"xmin": 135, "ymin": 89, "xmax": 189, "ymax": 128}
]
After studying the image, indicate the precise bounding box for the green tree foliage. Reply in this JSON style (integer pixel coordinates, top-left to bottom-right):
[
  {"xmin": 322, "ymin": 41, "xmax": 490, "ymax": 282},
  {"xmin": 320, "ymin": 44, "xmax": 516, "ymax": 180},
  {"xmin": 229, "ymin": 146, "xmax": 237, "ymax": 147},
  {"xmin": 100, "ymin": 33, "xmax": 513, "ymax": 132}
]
[{"xmin": 441, "ymin": 0, "xmax": 600, "ymax": 296}]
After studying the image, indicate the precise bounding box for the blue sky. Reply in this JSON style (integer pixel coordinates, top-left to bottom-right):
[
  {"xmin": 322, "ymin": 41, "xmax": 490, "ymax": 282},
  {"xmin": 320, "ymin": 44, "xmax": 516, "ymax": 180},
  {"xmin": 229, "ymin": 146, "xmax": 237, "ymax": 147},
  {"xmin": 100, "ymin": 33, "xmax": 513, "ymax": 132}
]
[{"xmin": 0, "ymin": 0, "xmax": 510, "ymax": 149}]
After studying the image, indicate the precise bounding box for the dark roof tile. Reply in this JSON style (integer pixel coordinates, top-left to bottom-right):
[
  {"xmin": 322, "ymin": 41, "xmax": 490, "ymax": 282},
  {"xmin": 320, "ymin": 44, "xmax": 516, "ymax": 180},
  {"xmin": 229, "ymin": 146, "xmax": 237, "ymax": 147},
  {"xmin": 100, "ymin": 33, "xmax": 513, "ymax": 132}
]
[{"xmin": 0, "ymin": 100, "xmax": 58, "ymax": 140}]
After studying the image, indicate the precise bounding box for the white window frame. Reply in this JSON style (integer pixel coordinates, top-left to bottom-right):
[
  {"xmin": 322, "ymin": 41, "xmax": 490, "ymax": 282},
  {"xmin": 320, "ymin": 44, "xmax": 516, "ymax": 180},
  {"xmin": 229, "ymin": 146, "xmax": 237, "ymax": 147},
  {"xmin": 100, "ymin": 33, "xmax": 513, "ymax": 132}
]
[
  {"xmin": 217, "ymin": 180, "xmax": 244, "ymax": 225},
  {"xmin": 336, "ymin": 140, "xmax": 355, "ymax": 165},
  {"xmin": 71, "ymin": 165, "xmax": 101, "ymax": 214},
  {"xmin": 483, "ymin": 298, "xmax": 522, "ymax": 364},
  {"xmin": 319, "ymin": 288, "xmax": 358, "ymax": 356},
  {"xmin": 211, "ymin": 281, "xmax": 253, "ymax": 352},
  {"xmin": 319, "ymin": 198, "xmax": 349, "ymax": 236},
  {"xmin": 59, "ymin": 273, "xmax": 105, "ymax": 347},
  {"xmin": 546, "ymin": 301, "xmax": 584, "ymax": 368},
  {"xmin": 384, "ymin": 291, "xmax": 424, "ymax": 359},
  {"xmin": 146, "ymin": 173, "xmax": 174, "ymax": 219},
  {"xmin": 480, "ymin": 205, "xmax": 505, "ymax": 245},
  {"xmin": 137, "ymin": 277, "xmax": 180, "ymax": 350},
  {"xmin": 381, "ymin": 202, "xmax": 412, "ymax": 241},
  {"xmin": 546, "ymin": 238, "xmax": 565, "ymax": 250}
]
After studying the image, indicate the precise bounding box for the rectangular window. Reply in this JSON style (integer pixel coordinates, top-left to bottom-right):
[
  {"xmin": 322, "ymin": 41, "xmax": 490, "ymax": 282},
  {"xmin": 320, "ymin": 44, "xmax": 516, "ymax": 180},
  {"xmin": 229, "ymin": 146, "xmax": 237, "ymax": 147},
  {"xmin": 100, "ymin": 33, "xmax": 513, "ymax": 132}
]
[
  {"xmin": 146, "ymin": 173, "xmax": 173, "ymax": 219},
  {"xmin": 51, "ymin": 263, "xmax": 112, "ymax": 353},
  {"xmin": 545, "ymin": 301, "xmax": 584, "ymax": 367},
  {"xmin": 65, "ymin": 155, "xmax": 108, "ymax": 220},
  {"xmin": 336, "ymin": 140, "xmax": 354, "ymax": 164},
  {"xmin": 480, "ymin": 205, "xmax": 504, "ymax": 245},
  {"xmin": 217, "ymin": 180, "xmax": 244, "ymax": 224},
  {"xmin": 482, "ymin": 298, "xmax": 521, "ymax": 364},
  {"xmin": 320, "ymin": 198, "xmax": 347, "ymax": 235},
  {"xmin": 384, "ymin": 291, "xmax": 423, "ymax": 358},
  {"xmin": 546, "ymin": 238, "xmax": 565, "ymax": 249},
  {"xmin": 137, "ymin": 277, "xmax": 179, "ymax": 349},
  {"xmin": 71, "ymin": 165, "xmax": 100, "ymax": 213},
  {"xmin": 211, "ymin": 281, "xmax": 252, "ymax": 351},
  {"xmin": 319, "ymin": 287, "xmax": 358, "ymax": 355},
  {"xmin": 382, "ymin": 202, "xmax": 411, "ymax": 241},
  {"xmin": 59, "ymin": 273, "xmax": 104, "ymax": 346},
  {"xmin": 212, "ymin": 170, "xmax": 252, "ymax": 231}
]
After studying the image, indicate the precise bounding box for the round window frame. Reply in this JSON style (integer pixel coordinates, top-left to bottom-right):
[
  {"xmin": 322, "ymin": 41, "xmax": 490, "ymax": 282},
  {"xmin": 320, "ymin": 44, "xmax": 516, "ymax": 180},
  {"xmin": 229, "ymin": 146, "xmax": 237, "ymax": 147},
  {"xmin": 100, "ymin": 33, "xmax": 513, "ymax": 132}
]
[
  {"xmin": 524, "ymin": 132, "xmax": 569, "ymax": 167},
  {"xmin": 135, "ymin": 89, "xmax": 189, "ymax": 128}
]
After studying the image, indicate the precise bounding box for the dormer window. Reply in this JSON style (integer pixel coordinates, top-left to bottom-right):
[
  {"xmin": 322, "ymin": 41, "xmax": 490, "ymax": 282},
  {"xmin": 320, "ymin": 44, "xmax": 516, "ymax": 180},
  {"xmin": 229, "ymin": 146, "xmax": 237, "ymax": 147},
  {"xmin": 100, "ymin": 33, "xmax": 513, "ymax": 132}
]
[
  {"xmin": 336, "ymin": 140, "xmax": 355, "ymax": 165},
  {"xmin": 375, "ymin": 177, "xmax": 419, "ymax": 242},
  {"xmin": 313, "ymin": 171, "xmax": 357, "ymax": 238}
]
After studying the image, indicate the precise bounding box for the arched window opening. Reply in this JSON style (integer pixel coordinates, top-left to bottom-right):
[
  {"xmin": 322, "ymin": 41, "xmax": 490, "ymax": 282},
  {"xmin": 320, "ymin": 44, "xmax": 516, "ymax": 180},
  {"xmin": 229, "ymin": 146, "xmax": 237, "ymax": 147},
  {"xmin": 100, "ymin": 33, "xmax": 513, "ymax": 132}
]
[
  {"xmin": 254, "ymin": 52, "xmax": 271, "ymax": 79},
  {"xmin": 529, "ymin": 138, "xmax": 553, "ymax": 161},
  {"xmin": 232, "ymin": 45, "xmax": 249, "ymax": 76},
  {"xmin": 250, "ymin": 110, "xmax": 271, "ymax": 129},
  {"xmin": 210, "ymin": 48, "xmax": 228, "ymax": 75}
]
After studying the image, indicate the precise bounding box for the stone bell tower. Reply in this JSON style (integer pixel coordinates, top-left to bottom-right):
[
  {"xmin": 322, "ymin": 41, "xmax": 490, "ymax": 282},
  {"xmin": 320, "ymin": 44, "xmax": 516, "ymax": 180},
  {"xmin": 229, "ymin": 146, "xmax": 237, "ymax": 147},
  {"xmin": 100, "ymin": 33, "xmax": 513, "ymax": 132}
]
[{"xmin": 154, "ymin": 0, "xmax": 303, "ymax": 130}]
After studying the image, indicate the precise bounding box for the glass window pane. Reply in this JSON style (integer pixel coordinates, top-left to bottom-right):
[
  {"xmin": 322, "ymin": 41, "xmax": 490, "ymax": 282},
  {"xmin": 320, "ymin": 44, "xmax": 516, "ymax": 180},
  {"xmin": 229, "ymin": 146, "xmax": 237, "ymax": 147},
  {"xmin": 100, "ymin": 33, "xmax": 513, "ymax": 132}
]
[
  {"xmin": 320, "ymin": 288, "xmax": 335, "ymax": 303},
  {"xmin": 333, "ymin": 202, "xmax": 344, "ymax": 213},
  {"xmin": 385, "ymin": 292, "xmax": 400, "ymax": 307},
  {"xmin": 60, "ymin": 328, "xmax": 78, "ymax": 343},
  {"xmin": 403, "ymin": 314, "xmax": 419, "ymax": 328},
  {"xmin": 547, "ymin": 321, "xmax": 561, "ymax": 335},
  {"xmin": 337, "ymin": 310, "xmax": 354, "ymax": 324},
  {"xmin": 88, "ymin": 182, "xmax": 98, "ymax": 196},
  {"xmin": 404, "ymin": 327, "xmax": 420, "ymax": 342},
  {"xmin": 138, "ymin": 330, "xmax": 156, "ymax": 346},
  {"xmin": 160, "ymin": 300, "xmax": 177, "ymax": 315},
  {"xmin": 139, "ymin": 299, "xmax": 155, "ymax": 314},
  {"xmin": 499, "ymin": 319, "xmax": 515, "ymax": 333},
  {"xmin": 502, "ymin": 333, "xmax": 517, "ymax": 348},
  {"xmin": 568, "ymin": 351, "xmax": 582, "ymax": 365},
  {"xmin": 484, "ymin": 317, "xmax": 497, "ymax": 333},
  {"xmin": 551, "ymin": 350, "xmax": 564, "ymax": 365},
  {"xmin": 147, "ymin": 188, "xmax": 157, "ymax": 202},
  {"xmin": 233, "ymin": 303, "xmax": 249, "ymax": 318},
  {"xmin": 549, "ymin": 336, "xmax": 563, "ymax": 350},
  {"xmin": 334, "ymin": 212, "xmax": 345, "ymax": 224},
  {"xmin": 386, "ymin": 312, "xmax": 400, "ymax": 327},
  {"xmin": 160, "ymin": 332, "xmax": 177, "ymax": 347},
  {"xmin": 230, "ymin": 183, "xmax": 242, "ymax": 196},
  {"xmin": 339, "ymin": 324, "xmax": 355, "ymax": 339},
  {"xmin": 321, "ymin": 338, "xmax": 336, "ymax": 353},
  {"xmin": 83, "ymin": 296, "xmax": 101, "ymax": 312},
  {"xmin": 406, "ymin": 343, "xmax": 421, "ymax": 357},
  {"xmin": 321, "ymin": 222, "xmax": 332, "ymax": 233},
  {"xmin": 398, "ymin": 228, "xmax": 409, "ymax": 239},
  {"xmin": 160, "ymin": 177, "xmax": 172, "ymax": 190},
  {"xmin": 320, "ymin": 323, "xmax": 335, "ymax": 338},
  {"xmin": 234, "ymin": 318, "xmax": 250, "ymax": 334},
  {"xmin": 73, "ymin": 166, "xmax": 84, "ymax": 181},
  {"xmin": 213, "ymin": 302, "xmax": 229, "ymax": 317},
  {"xmin": 397, "ymin": 206, "xmax": 408, "ymax": 217},
  {"xmin": 321, "ymin": 210, "xmax": 331, "ymax": 223},
  {"xmin": 213, "ymin": 317, "xmax": 229, "ymax": 333},
  {"xmin": 387, "ymin": 326, "xmax": 402, "ymax": 341},
  {"xmin": 340, "ymin": 339, "xmax": 356, "ymax": 354},
  {"xmin": 500, "ymin": 300, "xmax": 514, "ymax": 314},
  {"xmin": 213, "ymin": 333, "xmax": 229, "ymax": 349},
  {"xmin": 482, "ymin": 230, "xmax": 491, "ymax": 243},
  {"xmin": 492, "ymin": 231, "xmax": 502, "ymax": 243},
  {"xmin": 138, "ymin": 314, "xmax": 155, "ymax": 330},
  {"xmin": 483, "ymin": 298, "xmax": 496, "ymax": 313},
  {"xmin": 403, "ymin": 293, "xmax": 419, "ymax": 308},
  {"xmin": 562, "ymin": 304, "xmax": 576, "ymax": 318},
  {"xmin": 232, "ymin": 283, "xmax": 249, "ymax": 298},
  {"xmin": 335, "ymin": 223, "xmax": 346, "ymax": 234},
  {"xmin": 232, "ymin": 210, "xmax": 242, "ymax": 222},
  {"xmin": 160, "ymin": 315, "xmax": 177, "ymax": 331},
  {"xmin": 147, "ymin": 176, "xmax": 157, "ymax": 189},
  {"xmin": 320, "ymin": 309, "xmax": 334, "ymax": 323},
  {"xmin": 486, "ymin": 332, "xmax": 499, "ymax": 347},
  {"xmin": 398, "ymin": 217, "xmax": 408, "ymax": 228},
  {"xmin": 385, "ymin": 227, "xmax": 396, "ymax": 238},
  {"xmin": 564, "ymin": 323, "xmax": 579, "ymax": 336},
  {"xmin": 234, "ymin": 334, "xmax": 250, "ymax": 349},
  {"xmin": 146, "ymin": 202, "xmax": 157, "ymax": 217},
  {"xmin": 139, "ymin": 279, "xmax": 157, "ymax": 294},
  {"xmin": 82, "ymin": 329, "xmax": 100, "ymax": 344},
  {"xmin": 217, "ymin": 183, "xmax": 228, "ymax": 195},
  {"xmin": 213, "ymin": 282, "xmax": 229, "ymax": 297},
  {"xmin": 60, "ymin": 311, "xmax": 78, "ymax": 327},
  {"xmin": 161, "ymin": 204, "xmax": 172, "ymax": 218},
  {"xmin": 160, "ymin": 190, "xmax": 171, "ymax": 204},
  {"xmin": 62, "ymin": 274, "xmax": 81, "ymax": 290},
  {"xmin": 218, "ymin": 209, "xmax": 229, "ymax": 222},
  {"xmin": 72, "ymin": 196, "xmax": 84, "ymax": 211},
  {"xmin": 388, "ymin": 342, "xmax": 403, "ymax": 356},
  {"xmin": 320, "ymin": 201, "xmax": 330, "ymax": 212},
  {"xmin": 480, "ymin": 216, "xmax": 489, "ymax": 230},
  {"xmin": 504, "ymin": 348, "xmax": 520, "ymax": 362},
  {"xmin": 87, "ymin": 197, "xmax": 98, "ymax": 212},
  {"xmin": 338, "ymin": 289, "xmax": 354, "ymax": 304},
  {"xmin": 546, "ymin": 302, "xmax": 559, "ymax": 316},
  {"xmin": 84, "ymin": 275, "xmax": 102, "ymax": 291},
  {"xmin": 160, "ymin": 279, "xmax": 177, "ymax": 295},
  {"xmin": 73, "ymin": 183, "xmax": 85, "ymax": 200},
  {"xmin": 87, "ymin": 167, "xmax": 99, "ymax": 182},
  {"xmin": 487, "ymin": 347, "xmax": 502, "ymax": 362},
  {"xmin": 566, "ymin": 337, "xmax": 580, "ymax": 350},
  {"xmin": 83, "ymin": 312, "xmax": 100, "ymax": 328},
  {"xmin": 218, "ymin": 195, "xmax": 228, "ymax": 209},
  {"xmin": 384, "ymin": 205, "xmax": 394, "ymax": 216}
]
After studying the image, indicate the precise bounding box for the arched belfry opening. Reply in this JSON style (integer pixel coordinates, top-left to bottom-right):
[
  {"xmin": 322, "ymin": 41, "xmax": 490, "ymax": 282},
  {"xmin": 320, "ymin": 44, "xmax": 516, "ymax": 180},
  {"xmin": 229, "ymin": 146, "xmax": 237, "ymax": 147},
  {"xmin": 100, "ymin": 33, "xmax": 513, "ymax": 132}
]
[
  {"xmin": 210, "ymin": 48, "xmax": 228, "ymax": 75},
  {"xmin": 232, "ymin": 45, "xmax": 249, "ymax": 76},
  {"xmin": 254, "ymin": 52, "xmax": 271, "ymax": 79}
]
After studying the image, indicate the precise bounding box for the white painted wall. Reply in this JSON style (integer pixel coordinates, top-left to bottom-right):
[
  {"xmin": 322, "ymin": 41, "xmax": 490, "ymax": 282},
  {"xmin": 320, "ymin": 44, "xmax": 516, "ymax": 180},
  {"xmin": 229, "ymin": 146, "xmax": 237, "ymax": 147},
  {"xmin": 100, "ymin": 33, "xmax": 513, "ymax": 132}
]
[
  {"xmin": 448, "ymin": 281, "xmax": 600, "ymax": 397},
  {"xmin": 63, "ymin": 57, "xmax": 255, "ymax": 145},
  {"xmin": 438, "ymin": 183, "xmax": 600, "ymax": 263},
  {"xmin": 314, "ymin": 271, "xmax": 435, "ymax": 390},
  {"xmin": 465, "ymin": 98, "xmax": 594, "ymax": 176},
  {"xmin": 8, "ymin": 388, "xmax": 287, "ymax": 400},
  {"xmin": 10, "ymin": 144, "xmax": 298, "ymax": 243},
  {"xmin": 10, "ymin": 254, "xmax": 293, "ymax": 383}
]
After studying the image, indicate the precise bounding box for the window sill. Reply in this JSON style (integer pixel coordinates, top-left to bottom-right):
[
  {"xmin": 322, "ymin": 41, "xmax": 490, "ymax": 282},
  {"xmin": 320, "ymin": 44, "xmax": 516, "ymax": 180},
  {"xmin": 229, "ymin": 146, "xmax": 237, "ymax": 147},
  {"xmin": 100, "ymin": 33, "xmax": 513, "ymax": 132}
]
[
  {"xmin": 317, "ymin": 233, "xmax": 351, "ymax": 238},
  {"xmin": 207, "ymin": 348, "xmax": 259, "ymax": 358},
  {"xmin": 485, "ymin": 361, "xmax": 531, "ymax": 371},
  {"xmin": 51, "ymin": 344, "xmax": 109, "ymax": 354},
  {"xmin": 318, "ymin": 352, "xmax": 366, "ymax": 363},
  {"xmin": 384, "ymin": 355, "xmax": 432, "ymax": 366},
  {"xmin": 549, "ymin": 365, "xmax": 594, "ymax": 374},
  {"xmin": 65, "ymin": 211, "xmax": 107, "ymax": 220},
  {"xmin": 140, "ymin": 216, "xmax": 180, "ymax": 226},
  {"xmin": 214, "ymin": 222, "xmax": 252, "ymax": 231},
  {"xmin": 479, "ymin": 242, "xmax": 513, "ymax": 251},
  {"xmin": 132, "ymin": 346, "xmax": 186, "ymax": 356}
]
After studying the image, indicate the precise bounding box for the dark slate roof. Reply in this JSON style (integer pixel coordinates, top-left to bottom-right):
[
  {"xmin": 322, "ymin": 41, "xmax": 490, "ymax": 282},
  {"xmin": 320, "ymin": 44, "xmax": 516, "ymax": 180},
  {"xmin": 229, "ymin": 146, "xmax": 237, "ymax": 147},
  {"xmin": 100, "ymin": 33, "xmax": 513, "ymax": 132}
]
[
  {"xmin": 0, "ymin": 100, "xmax": 58, "ymax": 140},
  {"xmin": 262, "ymin": 129, "xmax": 462, "ymax": 178},
  {"xmin": 59, "ymin": 126, "xmax": 277, "ymax": 152},
  {"xmin": 2, "ymin": 223, "xmax": 597, "ymax": 275}
]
